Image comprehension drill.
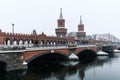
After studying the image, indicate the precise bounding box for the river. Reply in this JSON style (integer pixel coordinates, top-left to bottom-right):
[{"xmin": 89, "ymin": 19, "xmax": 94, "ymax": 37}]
[{"xmin": 0, "ymin": 52, "xmax": 120, "ymax": 80}]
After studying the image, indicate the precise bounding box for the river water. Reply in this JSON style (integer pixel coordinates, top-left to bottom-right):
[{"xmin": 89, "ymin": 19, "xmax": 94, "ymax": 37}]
[{"xmin": 1, "ymin": 52, "xmax": 120, "ymax": 80}]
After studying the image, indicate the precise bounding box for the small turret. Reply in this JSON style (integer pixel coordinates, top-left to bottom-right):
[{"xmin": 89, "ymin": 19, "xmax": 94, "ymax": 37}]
[
  {"xmin": 59, "ymin": 8, "xmax": 63, "ymax": 19},
  {"xmin": 78, "ymin": 16, "xmax": 84, "ymax": 32},
  {"xmin": 80, "ymin": 16, "xmax": 82, "ymax": 24},
  {"xmin": 32, "ymin": 29, "xmax": 37, "ymax": 35},
  {"xmin": 0, "ymin": 29, "xmax": 1, "ymax": 33}
]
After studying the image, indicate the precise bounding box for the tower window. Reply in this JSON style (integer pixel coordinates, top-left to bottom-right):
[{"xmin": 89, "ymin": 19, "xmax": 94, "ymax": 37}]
[{"xmin": 61, "ymin": 22, "xmax": 62, "ymax": 25}]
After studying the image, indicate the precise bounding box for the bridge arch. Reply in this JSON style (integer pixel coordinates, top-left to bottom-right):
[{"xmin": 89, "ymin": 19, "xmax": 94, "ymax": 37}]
[
  {"xmin": 117, "ymin": 47, "xmax": 120, "ymax": 50},
  {"xmin": 77, "ymin": 49, "xmax": 97, "ymax": 63},
  {"xmin": 27, "ymin": 51, "xmax": 69, "ymax": 67},
  {"xmin": 0, "ymin": 61, "xmax": 7, "ymax": 71},
  {"xmin": 26, "ymin": 51, "xmax": 69, "ymax": 63}
]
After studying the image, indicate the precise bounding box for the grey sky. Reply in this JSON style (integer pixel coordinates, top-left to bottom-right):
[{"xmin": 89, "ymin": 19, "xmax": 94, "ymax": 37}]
[{"xmin": 0, "ymin": 0, "xmax": 120, "ymax": 38}]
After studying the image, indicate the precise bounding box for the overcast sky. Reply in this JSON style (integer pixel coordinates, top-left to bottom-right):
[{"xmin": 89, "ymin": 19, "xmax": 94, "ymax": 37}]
[{"xmin": 0, "ymin": 0, "xmax": 120, "ymax": 38}]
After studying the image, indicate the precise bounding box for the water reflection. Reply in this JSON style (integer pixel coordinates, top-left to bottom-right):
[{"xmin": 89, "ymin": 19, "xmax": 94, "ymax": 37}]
[
  {"xmin": 0, "ymin": 72, "xmax": 6, "ymax": 80},
  {"xmin": 1, "ymin": 53, "xmax": 120, "ymax": 80}
]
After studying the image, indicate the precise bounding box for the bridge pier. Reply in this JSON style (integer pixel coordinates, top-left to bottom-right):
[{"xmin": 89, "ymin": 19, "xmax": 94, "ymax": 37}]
[
  {"xmin": 0, "ymin": 51, "xmax": 25, "ymax": 71},
  {"xmin": 68, "ymin": 47, "xmax": 78, "ymax": 60},
  {"xmin": 68, "ymin": 47, "xmax": 77, "ymax": 55}
]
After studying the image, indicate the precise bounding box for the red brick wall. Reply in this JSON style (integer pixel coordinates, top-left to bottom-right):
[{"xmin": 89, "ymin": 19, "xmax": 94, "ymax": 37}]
[
  {"xmin": 0, "ymin": 32, "xmax": 6, "ymax": 44},
  {"xmin": 23, "ymin": 48, "xmax": 70, "ymax": 61},
  {"xmin": 76, "ymin": 46, "xmax": 97, "ymax": 54}
]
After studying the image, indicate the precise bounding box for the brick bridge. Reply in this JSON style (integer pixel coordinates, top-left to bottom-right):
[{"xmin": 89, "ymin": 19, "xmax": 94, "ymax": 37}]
[
  {"xmin": 24, "ymin": 45, "xmax": 97, "ymax": 63},
  {"xmin": 0, "ymin": 8, "xmax": 118, "ymax": 72},
  {"xmin": 0, "ymin": 45, "xmax": 97, "ymax": 71}
]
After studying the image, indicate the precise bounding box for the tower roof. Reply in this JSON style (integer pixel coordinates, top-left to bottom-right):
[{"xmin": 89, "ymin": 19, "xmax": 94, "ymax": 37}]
[
  {"xmin": 59, "ymin": 8, "xmax": 63, "ymax": 19},
  {"xmin": 80, "ymin": 16, "xmax": 82, "ymax": 24}
]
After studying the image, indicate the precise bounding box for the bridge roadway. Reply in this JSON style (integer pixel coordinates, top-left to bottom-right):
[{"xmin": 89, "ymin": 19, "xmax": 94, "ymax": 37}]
[{"xmin": 0, "ymin": 44, "xmax": 98, "ymax": 71}]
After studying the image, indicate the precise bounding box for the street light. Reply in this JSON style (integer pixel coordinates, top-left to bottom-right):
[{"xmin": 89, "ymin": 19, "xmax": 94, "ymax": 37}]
[{"xmin": 11, "ymin": 23, "xmax": 14, "ymax": 45}]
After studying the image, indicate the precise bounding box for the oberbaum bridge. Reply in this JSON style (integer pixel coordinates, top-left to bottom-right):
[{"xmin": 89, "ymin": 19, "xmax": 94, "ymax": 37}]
[{"xmin": 0, "ymin": 8, "xmax": 119, "ymax": 72}]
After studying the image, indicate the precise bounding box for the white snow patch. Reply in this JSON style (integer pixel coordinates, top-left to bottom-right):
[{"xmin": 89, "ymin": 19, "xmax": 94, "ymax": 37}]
[
  {"xmin": 97, "ymin": 51, "xmax": 108, "ymax": 56},
  {"xmin": 23, "ymin": 61, "xmax": 28, "ymax": 65},
  {"xmin": 69, "ymin": 53, "xmax": 79, "ymax": 59},
  {"xmin": 114, "ymin": 49, "xmax": 120, "ymax": 53}
]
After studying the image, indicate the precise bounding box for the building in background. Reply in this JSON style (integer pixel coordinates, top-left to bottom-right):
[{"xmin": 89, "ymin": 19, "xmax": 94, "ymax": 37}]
[{"xmin": 92, "ymin": 33, "xmax": 120, "ymax": 43}]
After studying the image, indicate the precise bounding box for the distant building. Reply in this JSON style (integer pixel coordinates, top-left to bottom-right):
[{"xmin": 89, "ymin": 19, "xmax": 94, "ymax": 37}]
[
  {"xmin": 68, "ymin": 32, "xmax": 77, "ymax": 39},
  {"xmin": 85, "ymin": 35, "xmax": 92, "ymax": 41},
  {"xmin": 92, "ymin": 33, "xmax": 120, "ymax": 42}
]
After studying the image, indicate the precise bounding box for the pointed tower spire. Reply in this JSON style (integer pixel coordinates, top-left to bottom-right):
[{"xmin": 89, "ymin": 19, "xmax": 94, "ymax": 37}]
[
  {"xmin": 59, "ymin": 8, "xmax": 63, "ymax": 19},
  {"xmin": 80, "ymin": 16, "xmax": 82, "ymax": 24},
  {"xmin": 56, "ymin": 8, "xmax": 67, "ymax": 37}
]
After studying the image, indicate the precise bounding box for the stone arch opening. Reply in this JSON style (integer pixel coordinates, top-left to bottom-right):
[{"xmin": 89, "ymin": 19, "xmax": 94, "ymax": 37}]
[
  {"xmin": 65, "ymin": 41, "xmax": 68, "ymax": 46},
  {"xmin": 117, "ymin": 47, "xmax": 120, "ymax": 50},
  {"xmin": 56, "ymin": 41, "xmax": 59, "ymax": 46},
  {"xmin": 63, "ymin": 41, "xmax": 66, "ymax": 46},
  {"xmin": 46, "ymin": 40, "xmax": 50, "ymax": 47},
  {"xmin": 40, "ymin": 40, "xmax": 45, "ymax": 47},
  {"xmin": 0, "ymin": 61, "xmax": 7, "ymax": 72},
  {"xmin": 53, "ymin": 41, "xmax": 56, "ymax": 46},
  {"xmin": 27, "ymin": 52, "xmax": 69, "ymax": 69},
  {"xmin": 34, "ymin": 39, "xmax": 39, "ymax": 47},
  {"xmin": 30, "ymin": 39, "xmax": 34, "ymax": 44},
  {"xmin": 19, "ymin": 39, "xmax": 24, "ymax": 46},
  {"xmin": 24, "ymin": 40, "xmax": 29, "ymax": 47},
  {"xmin": 29, "ymin": 40, "xmax": 32, "ymax": 44},
  {"xmin": 68, "ymin": 41, "xmax": 71, "ymax": 45},
  {"xmin": 24, "ymin": 40, "xmax": 28, "ymax": 44},
  {"xmin": 60, "ymin": 41, "xmax": 63, "ymax": 46},
  {"xmin": 50, "ymin": 40, "xmax": 54, "ymax": 46},
  {"xmin": 4, "ymin": 38, "xmax": 10, "ymax": 45},
  {"xmin": 77, "ymin": 49, "xmax": 97, "ymax": 63},
  {"xmin": 13, "ymin": 38, "xmax": 18, "ymax": 45},
  {"xmin": 29, "ymin": 39, "xmax": 34, "ymax": 47}
]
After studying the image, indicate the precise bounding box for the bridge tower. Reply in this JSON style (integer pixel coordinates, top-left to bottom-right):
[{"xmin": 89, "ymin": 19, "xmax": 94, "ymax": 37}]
[
  {"xmin": 76, "ymin": 16, "xmax": 86, "ymax": 40},
  {"xmin": 55, "ymin": 8, "xmax": 67, "ymax": 37}
]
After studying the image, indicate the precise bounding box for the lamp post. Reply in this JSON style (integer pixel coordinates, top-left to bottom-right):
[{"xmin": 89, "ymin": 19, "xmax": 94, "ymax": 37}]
[{"xmin": 12, "ymin": 23, "xmax": 14, "ymax": 45}]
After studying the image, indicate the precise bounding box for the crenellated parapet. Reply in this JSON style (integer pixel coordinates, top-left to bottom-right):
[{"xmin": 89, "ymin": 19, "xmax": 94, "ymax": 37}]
[
  {"xmin": 0, "ymin": 29, "xmax": 75, "ymax": 46},
  {"xmin": 0, "ymin": 32, "xmax": 6, "ymax": 36}
]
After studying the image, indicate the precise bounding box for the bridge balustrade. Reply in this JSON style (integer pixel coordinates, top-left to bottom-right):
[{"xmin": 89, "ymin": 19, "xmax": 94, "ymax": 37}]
[
  {"xmin": 3, "ymin": 40, "xmax": 116, "ymax": 51},
  {"xmin": 0, "ymin": 43, "xmax": 98, "ymax": 51}
]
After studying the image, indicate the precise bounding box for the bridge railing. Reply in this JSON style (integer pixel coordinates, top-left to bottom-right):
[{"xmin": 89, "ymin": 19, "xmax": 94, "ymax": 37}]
[
  {"xmin": 0, "ymin": 43, "xmax": 97, "ymax": 51},
  {"xmin": 26, "ymin": 43, "xmax": 97, "ymax": 50},
  {"xmin": 0, "ymin": 45, "xmax": 26, "ymax": 51},
  {"xmin": 26, "ymin": 46, "xmax": 68, "ymax": 50}
]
